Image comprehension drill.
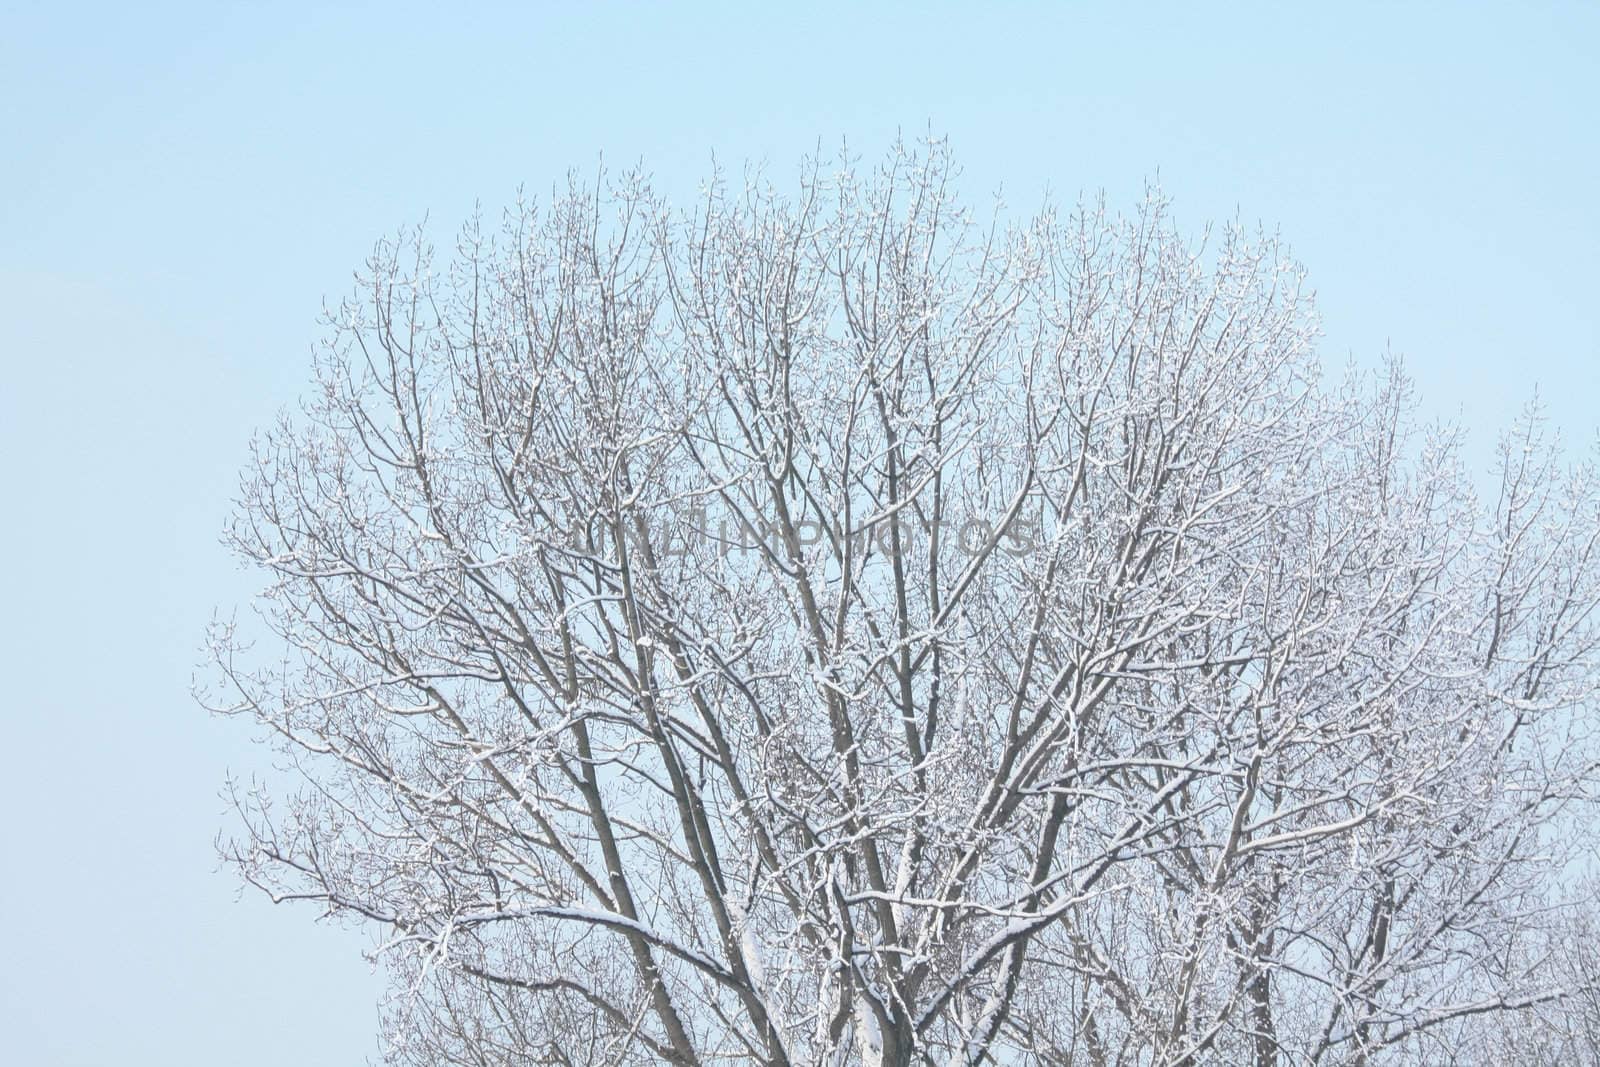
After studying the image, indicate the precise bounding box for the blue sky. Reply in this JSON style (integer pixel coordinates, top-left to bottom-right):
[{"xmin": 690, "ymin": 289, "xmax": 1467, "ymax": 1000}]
[{"xmin": 1, "ymin": 2, "xmax": 1595, "ymax": 1063}]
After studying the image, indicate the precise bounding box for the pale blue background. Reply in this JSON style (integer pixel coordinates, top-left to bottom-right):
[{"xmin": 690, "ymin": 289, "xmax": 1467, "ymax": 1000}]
[{"xmin": 2, "ymin": 2, "xmax": 1596, "ymax": 1063}]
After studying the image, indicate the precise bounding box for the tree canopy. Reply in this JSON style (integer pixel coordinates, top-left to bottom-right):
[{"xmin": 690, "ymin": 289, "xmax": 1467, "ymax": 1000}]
[{"xmin": 205, "ymin": 143, "xmax": 1600, "ymax": 1066}]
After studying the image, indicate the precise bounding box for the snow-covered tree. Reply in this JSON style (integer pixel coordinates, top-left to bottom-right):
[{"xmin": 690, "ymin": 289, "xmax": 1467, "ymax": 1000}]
[{"xmin": 204, "ymin": 142, "xmax": 1600, "ymax": 1065}]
